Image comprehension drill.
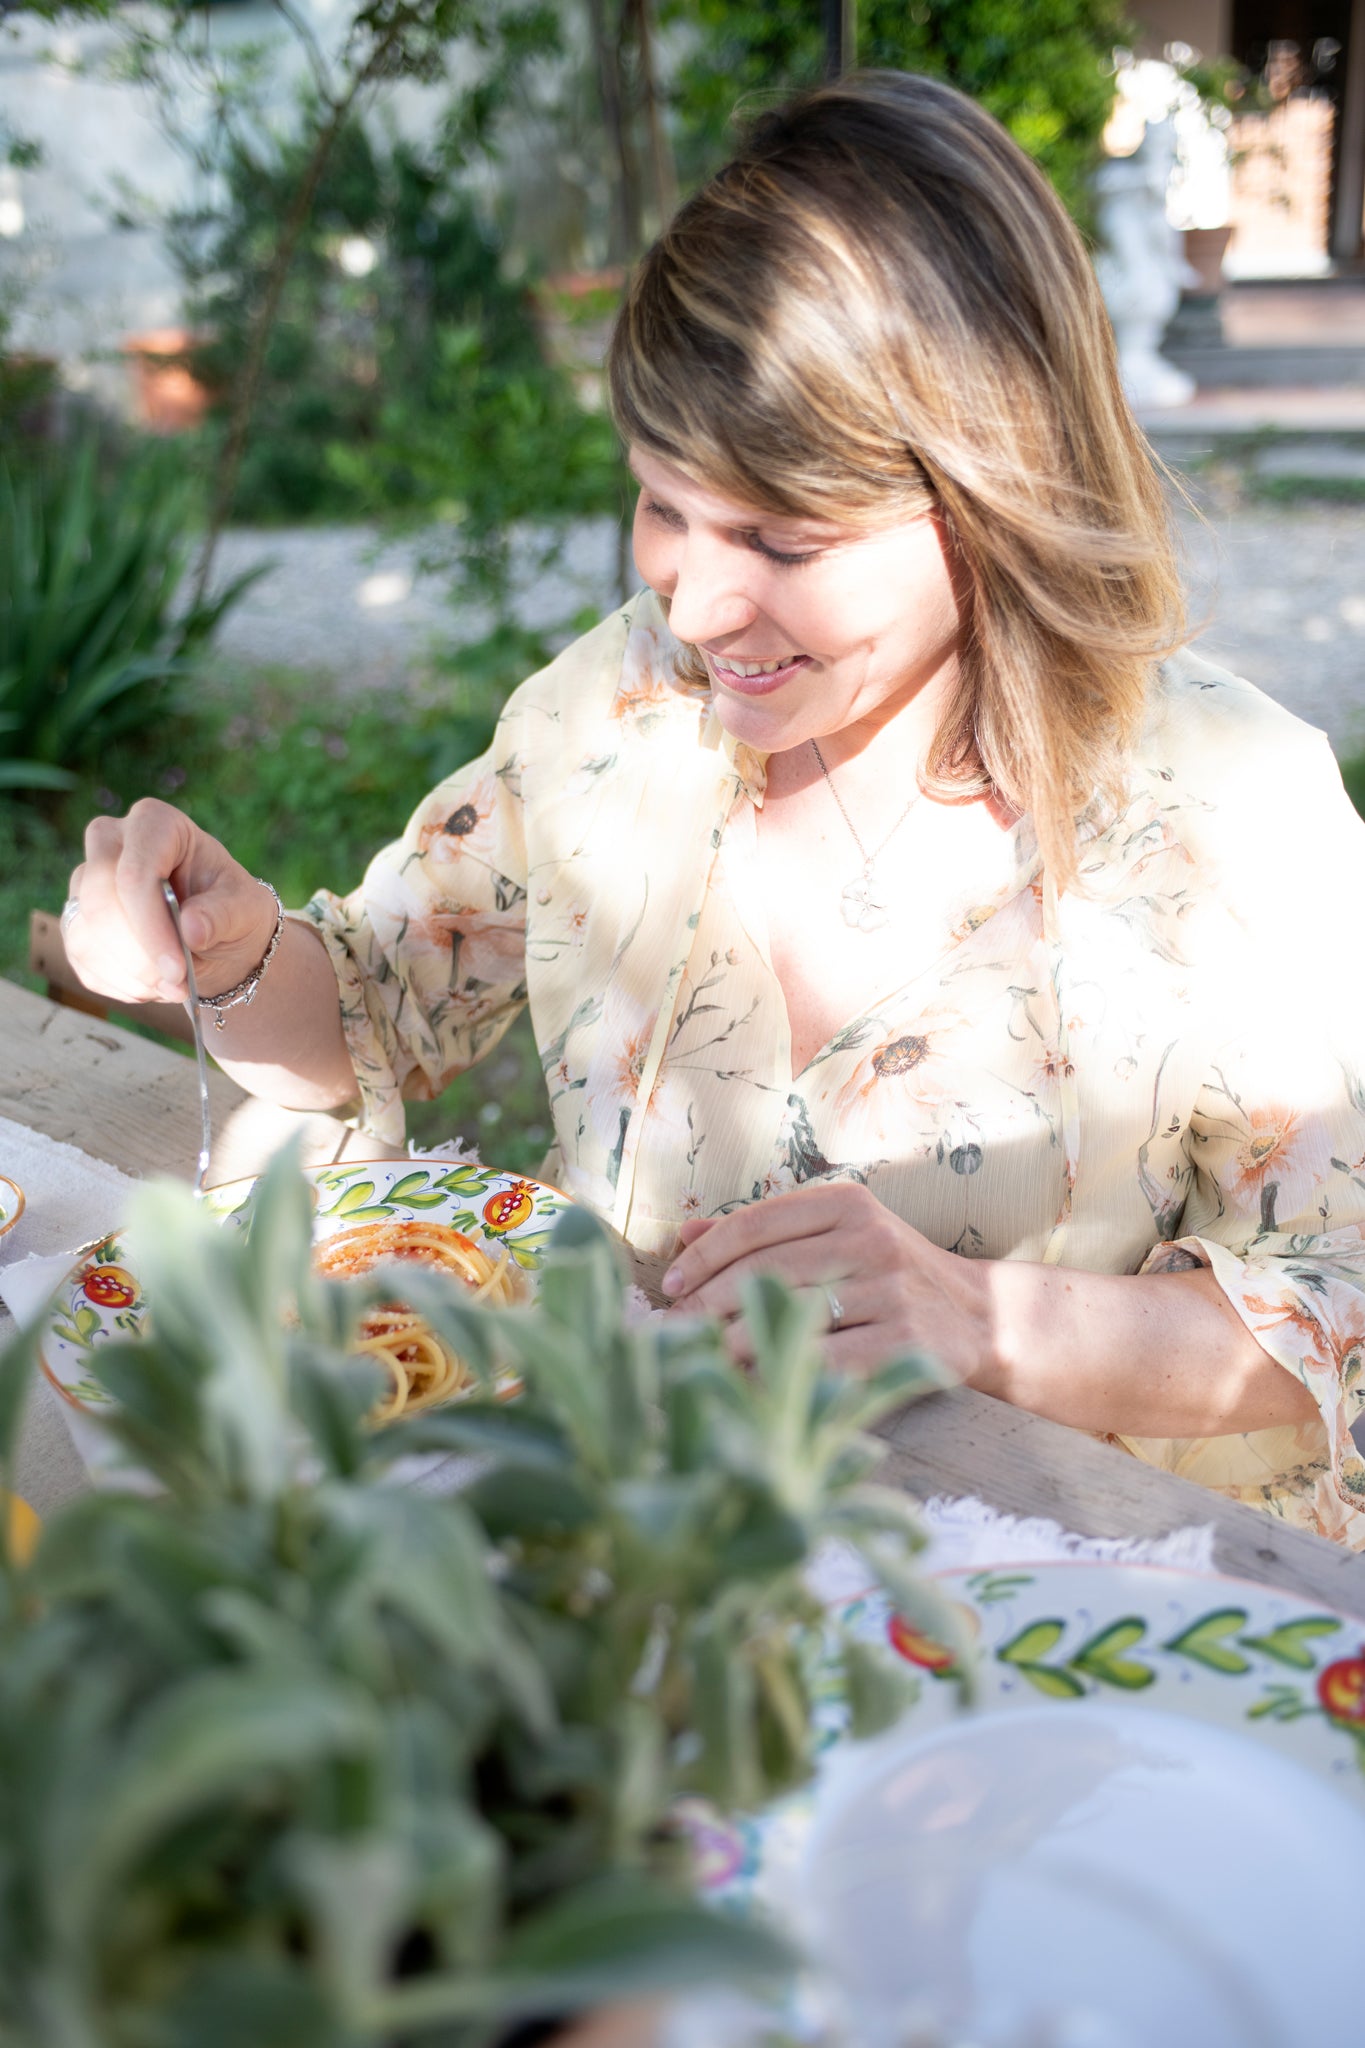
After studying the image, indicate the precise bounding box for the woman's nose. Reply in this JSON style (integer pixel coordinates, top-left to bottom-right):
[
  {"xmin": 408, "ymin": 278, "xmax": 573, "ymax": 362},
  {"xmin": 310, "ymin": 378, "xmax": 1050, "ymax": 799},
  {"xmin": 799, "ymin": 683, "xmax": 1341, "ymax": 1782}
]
[{"xmin": 656, "ymin": 536, "xmax": 758, "ymax": 647}]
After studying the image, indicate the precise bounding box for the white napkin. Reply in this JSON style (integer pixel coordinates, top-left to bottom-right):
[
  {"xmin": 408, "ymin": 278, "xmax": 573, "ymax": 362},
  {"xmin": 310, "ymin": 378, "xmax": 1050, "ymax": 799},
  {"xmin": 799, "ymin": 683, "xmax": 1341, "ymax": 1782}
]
[
  {"xmin": 916, "ymin": 1491, "xmax": 1214, "ymax": 1574},
  {"xmin": 0, "ymin": 1115, "xmax": 139, "ymax": 1268},
  {"xmin": 0, "ymin": 1117, "xmax": 142, "ymax": 1512},
  {"xmin": 804, "ymin": 1498, "xmax": 1214, "ymax": 1608}
]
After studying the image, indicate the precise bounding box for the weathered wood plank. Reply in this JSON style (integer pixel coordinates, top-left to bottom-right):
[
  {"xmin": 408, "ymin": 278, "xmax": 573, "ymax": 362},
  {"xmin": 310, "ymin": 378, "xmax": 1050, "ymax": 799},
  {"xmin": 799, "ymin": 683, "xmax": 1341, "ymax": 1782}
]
[
  {"xmin": 876, "ymin": 1386, "xmax": 1365, "ymax": 1618},
  {"xmin": 0, "ymin": 978, "xmax": 394, "ymax": 1184}
]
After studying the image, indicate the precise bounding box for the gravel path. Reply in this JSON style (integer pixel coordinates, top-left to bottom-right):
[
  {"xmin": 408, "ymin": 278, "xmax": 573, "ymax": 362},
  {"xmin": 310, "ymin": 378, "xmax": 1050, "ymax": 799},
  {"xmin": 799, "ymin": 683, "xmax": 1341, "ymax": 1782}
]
[
  {"xmin": 211, "ymin": 500, "xmax": 1365, "ymax": 756},
  {"xmin": 210, "ymin": 522, "xmax": 623, "ymax": 698},
  {"xmin": 1178, "ymin": 499, "xmax": 1365, "ymax": 755}
]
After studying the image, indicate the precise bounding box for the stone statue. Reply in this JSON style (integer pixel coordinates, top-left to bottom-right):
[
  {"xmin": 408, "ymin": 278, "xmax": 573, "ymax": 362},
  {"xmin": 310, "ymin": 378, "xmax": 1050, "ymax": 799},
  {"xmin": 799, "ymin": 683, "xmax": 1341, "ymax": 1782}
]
[{"xmin": 1093, "ymin": 120, "xmax": 1196, "ymax": 410}]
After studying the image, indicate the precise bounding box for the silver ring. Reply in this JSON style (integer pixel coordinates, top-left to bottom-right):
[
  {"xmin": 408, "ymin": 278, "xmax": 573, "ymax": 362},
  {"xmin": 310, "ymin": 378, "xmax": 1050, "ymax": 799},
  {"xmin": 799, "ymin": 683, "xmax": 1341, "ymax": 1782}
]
[
  {"xmin": 825, "ymin": 1287, "xmax": 845, "ymax": 1333},
  {"xmin": 60, "ymin": 897, "xmax": 82, "ymax": 937}
]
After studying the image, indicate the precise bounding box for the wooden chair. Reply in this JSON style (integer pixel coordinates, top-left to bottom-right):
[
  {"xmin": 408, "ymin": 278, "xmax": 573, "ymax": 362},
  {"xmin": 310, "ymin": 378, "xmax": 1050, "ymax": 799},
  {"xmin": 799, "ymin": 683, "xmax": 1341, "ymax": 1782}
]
[{"xmin": 28, "ymin": 909, "xmax": 198, "ymax": 1048}]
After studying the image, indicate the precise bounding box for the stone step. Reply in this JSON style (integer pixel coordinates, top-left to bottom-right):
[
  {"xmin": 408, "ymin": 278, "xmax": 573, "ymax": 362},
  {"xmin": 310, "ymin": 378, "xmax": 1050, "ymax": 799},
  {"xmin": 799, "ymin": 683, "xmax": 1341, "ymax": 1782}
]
[
  {"xmin": 1161, "ymin": 343, "xmax": 1365, "ymax": 388},
  {"xmin": 1137, "ymin": 389, "xmax": 1365, "ymax": 442}
]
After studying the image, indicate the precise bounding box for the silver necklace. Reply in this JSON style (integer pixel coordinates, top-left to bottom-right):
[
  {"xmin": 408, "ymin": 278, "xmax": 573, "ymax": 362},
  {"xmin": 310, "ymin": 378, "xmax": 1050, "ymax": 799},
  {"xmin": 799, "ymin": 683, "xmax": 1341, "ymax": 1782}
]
[{"xmin": 810, "ymin": 738, "xmax": 920, "ymax": 933}]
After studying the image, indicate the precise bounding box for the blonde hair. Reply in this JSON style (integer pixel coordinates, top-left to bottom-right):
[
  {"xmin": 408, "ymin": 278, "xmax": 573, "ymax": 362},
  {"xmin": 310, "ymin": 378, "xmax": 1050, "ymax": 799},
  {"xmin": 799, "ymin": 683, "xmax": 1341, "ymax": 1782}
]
[{"xmin": 608, "ymin": 71, "xmax": 1186, "ymax": 889}]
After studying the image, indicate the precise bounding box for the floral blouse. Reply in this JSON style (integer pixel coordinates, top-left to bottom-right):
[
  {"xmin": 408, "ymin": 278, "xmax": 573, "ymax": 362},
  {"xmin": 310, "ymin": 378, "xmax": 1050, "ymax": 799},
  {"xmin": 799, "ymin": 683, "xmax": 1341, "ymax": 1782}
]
[{"xmin": 304, "ymin": 591, "xmax": 1365, "ymax": 1549}]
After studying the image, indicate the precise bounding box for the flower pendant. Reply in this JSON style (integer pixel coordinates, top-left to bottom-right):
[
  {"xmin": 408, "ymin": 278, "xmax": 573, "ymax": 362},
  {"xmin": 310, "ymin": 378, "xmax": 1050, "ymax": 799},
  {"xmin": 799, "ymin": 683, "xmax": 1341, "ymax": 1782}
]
[{"xmin": 840, "ymin": 868, "xmax": 890, "ymax": 933}]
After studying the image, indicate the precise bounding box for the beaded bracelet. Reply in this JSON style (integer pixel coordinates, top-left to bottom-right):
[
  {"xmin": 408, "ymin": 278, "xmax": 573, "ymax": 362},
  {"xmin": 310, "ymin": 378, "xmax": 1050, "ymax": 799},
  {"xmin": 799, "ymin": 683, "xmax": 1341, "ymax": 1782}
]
[{"xmin": 197, "ymin": 880, "xmax": 286, "ymax": 1031}]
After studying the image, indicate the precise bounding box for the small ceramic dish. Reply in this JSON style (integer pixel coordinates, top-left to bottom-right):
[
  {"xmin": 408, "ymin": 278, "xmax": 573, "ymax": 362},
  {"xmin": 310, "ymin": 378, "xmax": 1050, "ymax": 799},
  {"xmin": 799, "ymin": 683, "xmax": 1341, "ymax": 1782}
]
[{"xmin": 0, "ymin": 1175, "xmax": 25, "ymax": 1241}]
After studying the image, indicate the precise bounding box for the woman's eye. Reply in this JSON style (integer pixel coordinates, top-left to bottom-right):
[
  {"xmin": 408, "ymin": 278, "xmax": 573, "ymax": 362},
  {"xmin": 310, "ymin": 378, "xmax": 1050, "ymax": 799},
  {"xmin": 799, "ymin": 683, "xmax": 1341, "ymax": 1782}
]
[
  {"xmin": 748, "ymin": 534, "xmax": 820, "ymax": 568},
  {"xmin": 642, "ymin": 496, "xmax": 686, "ymax": 531},
  {"xmin": 639, "ymin": 493, "xmax": 818, "ymax": 567}
]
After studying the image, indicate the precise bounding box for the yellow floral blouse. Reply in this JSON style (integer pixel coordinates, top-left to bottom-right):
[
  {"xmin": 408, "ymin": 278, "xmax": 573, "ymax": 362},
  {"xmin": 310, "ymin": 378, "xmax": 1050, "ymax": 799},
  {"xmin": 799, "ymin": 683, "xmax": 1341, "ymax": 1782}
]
[{"xmin": 304, "ymin": 590, "xmax": 1365, "ymax": 1549}]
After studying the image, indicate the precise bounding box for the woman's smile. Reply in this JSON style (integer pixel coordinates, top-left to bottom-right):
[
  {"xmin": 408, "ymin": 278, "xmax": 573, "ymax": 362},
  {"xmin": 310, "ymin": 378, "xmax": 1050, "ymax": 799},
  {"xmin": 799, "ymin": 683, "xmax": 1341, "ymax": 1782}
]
[
  {"xmin": 628, "ymin": 443, "xmax": 966, "ymax": 756},
  {"xmin": 703, "ymin": 650, "xmax": 813, "ymax": 695}
]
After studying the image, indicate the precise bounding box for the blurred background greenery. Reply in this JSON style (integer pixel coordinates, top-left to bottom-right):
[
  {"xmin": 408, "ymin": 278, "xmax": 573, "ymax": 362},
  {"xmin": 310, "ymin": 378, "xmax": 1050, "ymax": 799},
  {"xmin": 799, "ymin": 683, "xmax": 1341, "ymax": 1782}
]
[{"xmin": 4, "ymin": 0, "xmax": 1358, "ymax": 1167}]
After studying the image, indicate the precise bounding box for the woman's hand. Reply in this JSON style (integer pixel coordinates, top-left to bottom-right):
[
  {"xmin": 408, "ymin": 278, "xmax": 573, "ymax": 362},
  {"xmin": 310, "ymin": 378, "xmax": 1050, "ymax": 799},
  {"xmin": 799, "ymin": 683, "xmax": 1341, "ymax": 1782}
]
[
  {"xmin": 659, "ymin": 1182, "xmax": 1323, "ymax": 1438},
  {"xmin": 64, "ymin": 798, "xmax": 277, "ymax": 1009},
  {"xmin": 660, "ymin": 1180, "xmax": 989, "ymax": 1378}
]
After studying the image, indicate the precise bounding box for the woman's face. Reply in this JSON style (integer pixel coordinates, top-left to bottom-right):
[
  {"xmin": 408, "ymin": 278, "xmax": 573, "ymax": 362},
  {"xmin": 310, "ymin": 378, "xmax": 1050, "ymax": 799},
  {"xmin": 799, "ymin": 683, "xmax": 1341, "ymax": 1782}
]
[{"xmin": 629, "ymin": 444, "xmax": 967, "ymax": 757}]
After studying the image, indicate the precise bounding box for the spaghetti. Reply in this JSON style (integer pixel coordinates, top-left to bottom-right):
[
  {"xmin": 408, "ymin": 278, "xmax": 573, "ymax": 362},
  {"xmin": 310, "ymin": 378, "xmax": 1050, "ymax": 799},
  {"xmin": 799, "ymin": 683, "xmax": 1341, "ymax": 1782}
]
[{"xmin": 314, "ymin": 1218, "xmax": 519, "ymax": 1422}]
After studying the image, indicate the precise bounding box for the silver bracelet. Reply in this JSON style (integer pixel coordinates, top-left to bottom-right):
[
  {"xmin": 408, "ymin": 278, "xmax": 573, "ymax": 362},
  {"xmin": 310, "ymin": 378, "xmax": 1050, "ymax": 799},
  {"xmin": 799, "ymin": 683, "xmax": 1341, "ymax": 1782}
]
[{"xmin": 198, "ymin": 881, "xmax": 285, "ymax": 1031}]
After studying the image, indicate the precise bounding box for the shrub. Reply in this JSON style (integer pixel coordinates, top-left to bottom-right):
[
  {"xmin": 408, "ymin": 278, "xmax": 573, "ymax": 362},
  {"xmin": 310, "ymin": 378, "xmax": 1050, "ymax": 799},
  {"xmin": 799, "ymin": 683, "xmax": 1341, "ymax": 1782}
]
[
  {"xmin": 179, "ymin": 125, "xmax": 589, "ymax": 527},
  {"xmin": 669, "ymin": 0, "xmax": 1134, "ymax": 228},
  {"xmin": 0, "ymin": 1147, "xmax": 958, "ymax": 2043},
  {"xmin": 0, "ymin": 440, "xmax": 259, "ymax": 792}
]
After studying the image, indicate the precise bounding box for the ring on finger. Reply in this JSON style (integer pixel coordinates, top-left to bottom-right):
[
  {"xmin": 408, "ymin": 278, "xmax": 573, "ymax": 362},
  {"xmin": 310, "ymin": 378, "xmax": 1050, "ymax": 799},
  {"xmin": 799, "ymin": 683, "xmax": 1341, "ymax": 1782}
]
[
  {"xmin": 825, "ymin": 1287, "xmax": 846, "ymax": 1333},
  {"xmin": 60, "ymin": 897, "xmax": 82, "ymax": 937}
]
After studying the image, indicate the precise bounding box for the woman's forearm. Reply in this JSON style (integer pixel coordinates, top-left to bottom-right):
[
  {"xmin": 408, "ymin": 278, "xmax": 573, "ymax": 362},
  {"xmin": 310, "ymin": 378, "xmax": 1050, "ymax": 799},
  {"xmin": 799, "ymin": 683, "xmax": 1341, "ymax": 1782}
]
[
  {"xmin": 204, "ymin": 918, "xmax": 358, "ymax": 1114},
  {"xmin": 662, "ymin": 1182, "xmax": 1321, "ymax": 1442},
  {"xmin": 961, "ymin": 1256, "xmax": 1320, "ymax": 1438}
]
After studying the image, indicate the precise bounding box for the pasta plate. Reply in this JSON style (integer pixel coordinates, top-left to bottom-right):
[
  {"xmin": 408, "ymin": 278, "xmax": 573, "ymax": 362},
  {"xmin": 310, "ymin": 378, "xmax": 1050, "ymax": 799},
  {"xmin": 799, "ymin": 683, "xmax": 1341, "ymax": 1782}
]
[{"xmin": 38, "ymin": 1157, "xmax": 573, "ymax": 1472}]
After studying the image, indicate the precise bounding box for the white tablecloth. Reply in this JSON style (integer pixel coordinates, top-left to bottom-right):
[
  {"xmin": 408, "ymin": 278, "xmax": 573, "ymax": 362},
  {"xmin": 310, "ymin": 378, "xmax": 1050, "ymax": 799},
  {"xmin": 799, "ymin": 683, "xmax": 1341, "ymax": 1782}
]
[{"xmin": 0, "ymin": 1115, "xmax": 143, "ymax": 1510}]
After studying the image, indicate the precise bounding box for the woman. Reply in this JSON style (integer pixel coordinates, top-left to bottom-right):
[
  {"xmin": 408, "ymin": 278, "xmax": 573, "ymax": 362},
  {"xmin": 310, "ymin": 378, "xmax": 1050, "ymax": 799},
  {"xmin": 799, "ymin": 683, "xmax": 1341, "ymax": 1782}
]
[{"xmin": 64, "ymin": 72, "xmax": 1365, "ymax": 1546}]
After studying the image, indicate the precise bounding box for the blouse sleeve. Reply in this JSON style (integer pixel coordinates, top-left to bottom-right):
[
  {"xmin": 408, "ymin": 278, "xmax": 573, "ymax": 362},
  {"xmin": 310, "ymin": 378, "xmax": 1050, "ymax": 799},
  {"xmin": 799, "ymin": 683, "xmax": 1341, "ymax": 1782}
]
[
  {"xmin": 298, "ymin": 709, "xmax": 528, "ymax": 1146},
  {"xmin": 1138, "ymin": 729, "xmax": 1365, "ymax": 1525}
]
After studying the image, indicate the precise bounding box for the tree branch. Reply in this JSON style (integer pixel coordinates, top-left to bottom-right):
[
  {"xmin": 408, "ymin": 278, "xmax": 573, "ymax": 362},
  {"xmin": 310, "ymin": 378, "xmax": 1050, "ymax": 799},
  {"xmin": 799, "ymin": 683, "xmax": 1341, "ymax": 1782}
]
[{"xmin": 188, "ymin": 21, "xmax": 406, "ymax": 607}]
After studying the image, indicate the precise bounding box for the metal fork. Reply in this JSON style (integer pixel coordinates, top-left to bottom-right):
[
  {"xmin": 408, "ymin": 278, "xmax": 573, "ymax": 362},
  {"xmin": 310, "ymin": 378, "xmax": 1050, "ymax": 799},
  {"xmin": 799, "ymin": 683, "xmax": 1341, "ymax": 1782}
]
[{"xmin": 161, "ymin": 879, "xmax": 212, "ymax": 1197}]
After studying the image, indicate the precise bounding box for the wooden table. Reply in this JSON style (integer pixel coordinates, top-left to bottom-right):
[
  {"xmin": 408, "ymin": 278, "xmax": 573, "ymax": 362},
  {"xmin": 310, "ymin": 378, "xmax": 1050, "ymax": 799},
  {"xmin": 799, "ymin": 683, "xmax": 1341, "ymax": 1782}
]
[
  {"xmin": 0, "ymin": 976, "xmax": 399, "ymax": 1184},
  {"xmin": 5, "ymin": 977, "xmax": 1365, "ymax": 1618}
]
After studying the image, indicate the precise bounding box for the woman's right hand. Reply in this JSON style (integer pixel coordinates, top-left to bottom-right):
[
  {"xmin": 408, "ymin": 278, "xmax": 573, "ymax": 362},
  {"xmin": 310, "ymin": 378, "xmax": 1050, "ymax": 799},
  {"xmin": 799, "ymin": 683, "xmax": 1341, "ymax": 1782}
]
[{"xmin": 64, "ymin": 798, "xmax": 279, "ymax": 1010}]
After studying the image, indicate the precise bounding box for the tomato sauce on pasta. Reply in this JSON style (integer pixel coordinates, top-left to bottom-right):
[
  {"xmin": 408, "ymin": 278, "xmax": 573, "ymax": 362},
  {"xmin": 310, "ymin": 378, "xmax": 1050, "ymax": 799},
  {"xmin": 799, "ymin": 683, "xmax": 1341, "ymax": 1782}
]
[{"xmin": 314, "ymin": 1219, "xmax": 519, "ymax": 1421}]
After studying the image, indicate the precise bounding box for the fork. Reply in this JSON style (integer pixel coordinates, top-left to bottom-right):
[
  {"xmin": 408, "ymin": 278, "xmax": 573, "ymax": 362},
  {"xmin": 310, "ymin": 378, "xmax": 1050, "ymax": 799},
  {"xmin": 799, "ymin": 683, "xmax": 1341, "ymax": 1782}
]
[{"xmin": 161, "ymin": 879, "xmax": 213, "ymax": 1197}]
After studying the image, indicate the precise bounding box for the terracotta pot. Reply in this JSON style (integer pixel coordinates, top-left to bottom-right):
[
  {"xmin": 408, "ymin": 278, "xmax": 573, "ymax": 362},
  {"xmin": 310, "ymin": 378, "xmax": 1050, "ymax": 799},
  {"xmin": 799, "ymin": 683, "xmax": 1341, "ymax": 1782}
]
[
  {"xmin": 555, "ymin": 2004, "xmax": 662, "ymax": 2048},
  {"xmin": 121, "ymin": 327, "xmax": 214, "ymax": 435},
  {"xmin": 529, "ymin": 268, "xmax": 626, "ymax": 405},
  {"xmin": 500, "ymin": 2000, "xmax": 662, "ymax": 2048},
  {"xmin": 1181, "ymin": 225, "xmax": 1232, "ymax": 299}
]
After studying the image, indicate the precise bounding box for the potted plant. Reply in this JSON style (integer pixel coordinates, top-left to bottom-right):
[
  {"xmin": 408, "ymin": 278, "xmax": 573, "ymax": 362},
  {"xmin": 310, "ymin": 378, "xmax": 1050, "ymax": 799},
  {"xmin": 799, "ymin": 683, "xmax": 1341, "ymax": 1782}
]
[
  {"xmin": 0, "ymin": 1145, "xmax": 958, "ymax": 2046},
  {"xmin": 120, "ymin": 328, "xmax": 217, "ymax": 436}
]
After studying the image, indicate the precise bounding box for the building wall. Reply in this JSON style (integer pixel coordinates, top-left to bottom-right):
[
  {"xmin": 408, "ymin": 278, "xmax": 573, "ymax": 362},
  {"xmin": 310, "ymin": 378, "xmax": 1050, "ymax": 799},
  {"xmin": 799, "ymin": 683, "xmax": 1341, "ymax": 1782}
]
[{"xmin": 1133, "ymin": 1, "xmax": 1233, "ymax": 58}]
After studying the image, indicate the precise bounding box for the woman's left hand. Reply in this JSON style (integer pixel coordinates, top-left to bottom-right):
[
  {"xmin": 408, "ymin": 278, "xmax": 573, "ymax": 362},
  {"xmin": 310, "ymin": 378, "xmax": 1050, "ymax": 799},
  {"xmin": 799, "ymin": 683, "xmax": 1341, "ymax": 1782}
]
[{"xmin": 660, "ymin": 1180, "xmax": 989, "ymax": 1378}]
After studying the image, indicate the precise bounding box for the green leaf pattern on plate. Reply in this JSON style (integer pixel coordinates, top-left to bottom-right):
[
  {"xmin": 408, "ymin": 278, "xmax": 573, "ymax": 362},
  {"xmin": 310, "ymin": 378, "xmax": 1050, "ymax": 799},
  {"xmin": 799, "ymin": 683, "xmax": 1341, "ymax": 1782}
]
[
  {"xmin": 40, "ymin": 1162, "xmax": 571, "ymax": 1409},
  {"xmin": 49, "ymin": 1302, "xmax": 103, "ymax": 1351},
  {"xmin": 988, "ymin": 1585, "xmax": 1350, "ymax": 1729},
  {"xmin": 1240, "ymin": 1618, "xmax": 1343, "ymax": 1670},
  {"xmin": 1070, "ymin": 1617, "xmax": 1157, "ymax": 1690},
  {"xmin": 966, "ymin": 1571, "xmax": 1037, "ymax": 1605},
  {"xmin": 701, "ymin": 1564, "xmax": 1365, "ymax": 1933},
  {"xmin": 999, "ymin": 1619, "xmax": 1066, "ymax": 1664},
  {"xmin": 1164, "ymin": 1608, "xmax": 1254, "ymax": 1675}
]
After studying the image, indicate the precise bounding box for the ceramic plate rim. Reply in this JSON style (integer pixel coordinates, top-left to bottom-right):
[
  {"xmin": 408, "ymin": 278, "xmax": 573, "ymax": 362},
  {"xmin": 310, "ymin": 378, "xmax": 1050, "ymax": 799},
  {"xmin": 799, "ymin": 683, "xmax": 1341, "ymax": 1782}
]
[
  {"xmin": 849, "ymin": 1557, "xmax": 1365, "ymax": 1801},
  {"xmin": 690, "ymin": 1556, "xmax": 1365, "ymax": 1925},
  {"xmin": 36, "ymin": 1156, "xmax": 575, "ymax": 1422},
  {"xmin": 0, "ymin": 1173, "xmax": 25, "ymax": 1240}
]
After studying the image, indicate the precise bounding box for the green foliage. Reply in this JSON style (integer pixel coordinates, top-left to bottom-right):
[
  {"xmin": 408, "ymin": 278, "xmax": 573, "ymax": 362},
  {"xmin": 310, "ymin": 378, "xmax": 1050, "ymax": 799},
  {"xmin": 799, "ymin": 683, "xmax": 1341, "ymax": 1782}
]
[
  {"xmin": 161, "ymin": 688, "xmax": 504, "ymax": 908},
  {"xmin": 1250, "ymin": 473, "xmax": 1365, "ymax": 508},
  {"xmin": 177, "ymin": 124, "xmax": 548, "ymax": 524},
  {"xmin": 668, "ymin": 0, "xmax": 1135, "ymax": 227},
  {"xmin": 1338, "ymin": 747, "xmax": 1365, "ymax": 824},
  {"xmin": 333, "ymin": 315, "xmax": 627, "ymax": 686},
  {"xmin": 0, "ymin": 440, "xmax": 261, "ymax": 793},
  {"xmin": 0, "ymin": 1145, "xmax": 955, "ymax": 2043},
  {"xmin": 171, "ymin": 98, "xmax": 627, "ymax": 681},
  {"xmin": 171, "ymin": 92, "xmax": 627, "ymax": 682}
]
